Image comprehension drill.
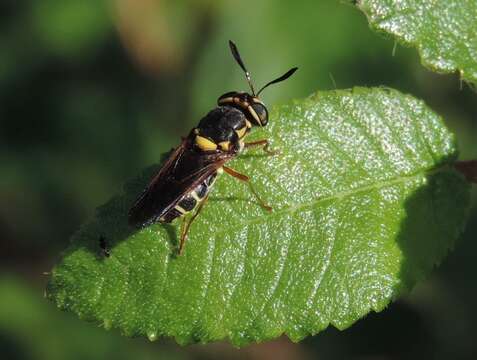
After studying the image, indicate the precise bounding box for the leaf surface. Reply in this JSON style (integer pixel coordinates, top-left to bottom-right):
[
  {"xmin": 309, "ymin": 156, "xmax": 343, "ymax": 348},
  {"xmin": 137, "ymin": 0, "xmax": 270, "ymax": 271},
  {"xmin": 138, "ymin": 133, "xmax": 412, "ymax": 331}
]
[
  {"xmin": 355, "ymin": 0, "xmax": 477, "ymax": 84},
  {"xmin": 47, "ymin": 87, "xmax": 470, "ymax": 346}
]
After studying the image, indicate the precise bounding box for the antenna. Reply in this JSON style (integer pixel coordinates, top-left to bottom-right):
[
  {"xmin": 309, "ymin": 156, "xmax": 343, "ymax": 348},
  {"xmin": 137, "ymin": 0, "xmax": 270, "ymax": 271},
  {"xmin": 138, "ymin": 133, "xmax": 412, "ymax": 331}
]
[
  {"xmin": 229, "ymin": 40, "xmax": 256, "ymax": 96},
  {"xmin": 257, "ymin": 67, "xmax": 298, "ymax": 96}
]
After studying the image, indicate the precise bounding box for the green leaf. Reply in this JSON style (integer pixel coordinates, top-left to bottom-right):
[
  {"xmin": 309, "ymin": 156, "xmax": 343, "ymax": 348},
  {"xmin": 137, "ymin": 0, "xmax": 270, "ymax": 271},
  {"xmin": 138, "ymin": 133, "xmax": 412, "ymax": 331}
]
[
  {"xmin": 355, "ymin": 0, "xmax": 477, "ymax": 85},
  {"xmin": 47, "ymin": 87, "xmax": 470, "ymax": 346}
]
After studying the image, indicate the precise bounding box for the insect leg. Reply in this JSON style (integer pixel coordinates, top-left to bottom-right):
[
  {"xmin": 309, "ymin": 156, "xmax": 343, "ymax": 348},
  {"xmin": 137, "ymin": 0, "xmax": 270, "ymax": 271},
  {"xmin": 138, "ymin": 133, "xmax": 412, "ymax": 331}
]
[
  {"xmin": 178, "ymin": 194, "xmax": 209, "ymax": 255},
  {"xmin": 244, "ymin": 139, "xmax": 278, "ymax": 155},
  {"xmin": 222, "ymin": 166, "xmax": 272, "ymax": 212}
]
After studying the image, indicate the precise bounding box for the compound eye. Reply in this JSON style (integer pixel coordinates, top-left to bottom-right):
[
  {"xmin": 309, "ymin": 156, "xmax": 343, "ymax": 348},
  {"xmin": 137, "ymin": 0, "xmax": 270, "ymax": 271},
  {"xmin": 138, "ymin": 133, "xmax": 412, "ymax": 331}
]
[
  {"xmin": 217, "ymin": 91, "xmax": 238, "ymax": 106},
  {"xmin": 250, "ymin": 103, "xmax": 269, "ymax": 126}
]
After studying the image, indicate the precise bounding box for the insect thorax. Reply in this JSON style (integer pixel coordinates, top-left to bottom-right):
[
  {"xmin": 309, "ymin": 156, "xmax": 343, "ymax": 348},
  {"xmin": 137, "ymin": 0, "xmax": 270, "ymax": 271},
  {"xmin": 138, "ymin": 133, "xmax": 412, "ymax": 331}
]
[{"xmin": 192, "ymin": 106, "xmax": 251, "ymax": 152}]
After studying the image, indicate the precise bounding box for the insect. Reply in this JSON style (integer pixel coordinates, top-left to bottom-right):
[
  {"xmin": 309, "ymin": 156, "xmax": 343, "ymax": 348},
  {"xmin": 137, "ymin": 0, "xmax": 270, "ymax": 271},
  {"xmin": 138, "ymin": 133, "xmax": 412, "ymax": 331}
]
[
  {"xmin": 99, "ymin": 235, "xmax": 110, "ymax": 257},
  {"xmin": 128, "ymin": 40, "xmax": 297, "ymax": 255}
]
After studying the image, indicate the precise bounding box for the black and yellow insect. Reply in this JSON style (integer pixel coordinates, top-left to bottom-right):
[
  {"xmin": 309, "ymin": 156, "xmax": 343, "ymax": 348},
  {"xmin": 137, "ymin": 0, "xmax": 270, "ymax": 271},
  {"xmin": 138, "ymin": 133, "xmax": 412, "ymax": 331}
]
[{"xmin": 128, "ymin": 41, "xmax": 297, "ymax": 254}]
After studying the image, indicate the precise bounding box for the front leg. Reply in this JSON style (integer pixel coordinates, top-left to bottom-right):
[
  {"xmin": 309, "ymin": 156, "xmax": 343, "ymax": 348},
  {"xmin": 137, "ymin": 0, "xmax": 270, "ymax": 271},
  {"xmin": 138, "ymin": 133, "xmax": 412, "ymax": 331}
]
[{"xmin": 244, "ymin": 139, "xmax": 279, "ymax": 155}]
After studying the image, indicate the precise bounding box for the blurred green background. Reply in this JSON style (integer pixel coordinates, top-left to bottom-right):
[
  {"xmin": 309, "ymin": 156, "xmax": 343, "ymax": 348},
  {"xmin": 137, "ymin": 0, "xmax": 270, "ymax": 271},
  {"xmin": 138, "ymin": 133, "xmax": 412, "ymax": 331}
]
[{"xmin": 1, "ymin": 0, "xmax": 476, "ymax": 359}]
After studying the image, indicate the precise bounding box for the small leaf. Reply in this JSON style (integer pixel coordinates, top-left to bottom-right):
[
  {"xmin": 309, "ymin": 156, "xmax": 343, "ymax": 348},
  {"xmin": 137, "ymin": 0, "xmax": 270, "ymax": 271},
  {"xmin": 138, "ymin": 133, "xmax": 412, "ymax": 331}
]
[
  {"xmin": 355, "ymin": 0, "xmax": 477, "ymax": 85},
  {"xmin": 47, "ymin": 87, "xmax": 471, "ymax": 346}
]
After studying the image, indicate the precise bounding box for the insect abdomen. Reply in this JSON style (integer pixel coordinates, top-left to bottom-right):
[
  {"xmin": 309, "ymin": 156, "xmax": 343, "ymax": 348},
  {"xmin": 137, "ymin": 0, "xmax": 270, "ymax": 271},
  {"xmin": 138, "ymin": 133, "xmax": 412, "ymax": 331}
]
[{"xmin": 160, "ymin": 172, "xmax": 218, "ymax": 223}]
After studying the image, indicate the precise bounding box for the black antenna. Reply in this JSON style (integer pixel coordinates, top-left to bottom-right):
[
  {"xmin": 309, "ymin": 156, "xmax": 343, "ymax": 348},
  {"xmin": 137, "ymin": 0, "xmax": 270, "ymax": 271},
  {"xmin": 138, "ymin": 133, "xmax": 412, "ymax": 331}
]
[
  {"xmin": 257, "ymin": 67, "xmax": 298, "ymax": 96},
  {"xmin": 229, "ymin": 40, "xmax": 256, "ymax": 96}
]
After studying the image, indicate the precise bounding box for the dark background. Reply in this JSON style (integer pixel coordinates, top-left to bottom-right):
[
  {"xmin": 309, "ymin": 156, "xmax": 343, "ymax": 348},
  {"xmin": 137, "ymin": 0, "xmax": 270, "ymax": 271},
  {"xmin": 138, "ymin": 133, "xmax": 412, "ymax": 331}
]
[{"xmin": 1, "ymin": 1, "xmax": 476, "ymax": 359}]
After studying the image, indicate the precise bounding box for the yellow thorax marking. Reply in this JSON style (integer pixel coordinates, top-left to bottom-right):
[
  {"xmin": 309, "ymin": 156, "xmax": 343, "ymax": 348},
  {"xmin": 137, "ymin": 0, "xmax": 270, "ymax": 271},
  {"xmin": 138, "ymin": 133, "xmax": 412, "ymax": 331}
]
[
  {"xmin": 195, "ymin": 135, "xmax": 217, "ymax": 151},
  {"xmin": 235, "ymin": 126, "xmax": 247, "ymax": 139},
  {"xmin": 218, "ymin": 141, "xmax": 231, "ymax": 151}
]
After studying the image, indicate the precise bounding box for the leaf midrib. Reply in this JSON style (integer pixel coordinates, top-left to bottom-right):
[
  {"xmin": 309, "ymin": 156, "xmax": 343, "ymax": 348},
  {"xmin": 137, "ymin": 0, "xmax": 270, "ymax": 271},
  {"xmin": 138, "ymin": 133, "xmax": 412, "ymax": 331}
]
[
  {"xmin": 195, "ymin": 164, "xmax": 437, "ymax": 339},
  {"xmin": 203, "ymin": 163, "xmax": 448, "ymax": 240}
]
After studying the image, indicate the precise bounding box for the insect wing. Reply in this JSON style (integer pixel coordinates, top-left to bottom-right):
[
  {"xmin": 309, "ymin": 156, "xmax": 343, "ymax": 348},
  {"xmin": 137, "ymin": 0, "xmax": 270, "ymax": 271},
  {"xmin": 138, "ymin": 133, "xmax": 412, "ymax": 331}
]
[{"xmin": 128, "ymin": 140, "xmax": 230, "ymax": 227}]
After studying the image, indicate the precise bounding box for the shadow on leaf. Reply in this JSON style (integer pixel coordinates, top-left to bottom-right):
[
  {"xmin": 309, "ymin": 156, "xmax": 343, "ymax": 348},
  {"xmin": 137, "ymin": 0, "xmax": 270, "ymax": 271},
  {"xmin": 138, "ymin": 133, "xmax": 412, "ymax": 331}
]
[{"xmin": 396, "ymin": 169, "xmax": 470, "ymax": 293}]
